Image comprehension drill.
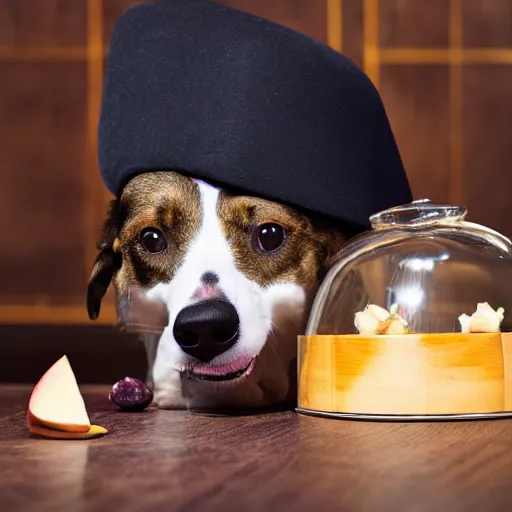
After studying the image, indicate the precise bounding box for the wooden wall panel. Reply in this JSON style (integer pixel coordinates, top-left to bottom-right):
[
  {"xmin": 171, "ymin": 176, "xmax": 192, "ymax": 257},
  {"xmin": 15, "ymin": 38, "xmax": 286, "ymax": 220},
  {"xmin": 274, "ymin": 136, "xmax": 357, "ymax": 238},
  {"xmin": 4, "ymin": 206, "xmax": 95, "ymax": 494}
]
[
  {"xmin": 462, "ymin": 0, "xmax": 512, "ymax": 47},
  {"xmin": 379, "ymin": 0, "xmax": 450, "ymax": 48},
  {"xmin": 463, "ymin": 65, "xmax": 512, "ymax": 234},
  {"xmin": 374, "ymin": 0, "xmax": 512, "ymax": 237},
  {"xmin": 0, "ymin": 63, "xmax": 88, "ymax": 305},
  {"xmin": 0, "ymin": 0, "xmax": 510, "ymax": 326},
  {"xmin": 0, "ymin": 0, "xmax": 87, "ymax": 47},
  {"xmin": 379, "ymin": 65, "xmax": 452, "ymax": 204}
]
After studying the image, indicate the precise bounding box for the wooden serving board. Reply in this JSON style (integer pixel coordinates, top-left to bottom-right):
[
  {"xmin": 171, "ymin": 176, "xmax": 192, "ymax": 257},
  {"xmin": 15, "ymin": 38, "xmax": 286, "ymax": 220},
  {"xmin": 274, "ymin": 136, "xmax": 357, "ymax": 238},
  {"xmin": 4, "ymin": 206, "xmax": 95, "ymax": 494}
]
[{"xmin": 298, "ymin": 333, "xmax": 512, "ymax": 417}]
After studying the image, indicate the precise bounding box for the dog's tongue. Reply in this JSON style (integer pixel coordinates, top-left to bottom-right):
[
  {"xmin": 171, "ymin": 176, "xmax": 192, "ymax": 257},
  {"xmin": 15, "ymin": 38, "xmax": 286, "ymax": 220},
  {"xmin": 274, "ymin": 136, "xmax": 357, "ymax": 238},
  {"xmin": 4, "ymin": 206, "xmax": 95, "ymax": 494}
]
[
  {"xmin": 186, "ymin": 356, "xmax": 254, "ymax": 376},
  {"xmin": 116, "ymin": 286, "xmax": 169, "ymax": 335}
]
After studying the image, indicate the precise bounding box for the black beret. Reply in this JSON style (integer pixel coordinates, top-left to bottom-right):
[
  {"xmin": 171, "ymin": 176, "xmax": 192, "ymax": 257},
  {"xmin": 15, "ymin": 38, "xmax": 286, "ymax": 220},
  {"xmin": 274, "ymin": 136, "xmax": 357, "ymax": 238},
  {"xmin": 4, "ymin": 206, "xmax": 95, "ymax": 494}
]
[{"xmin": 98, "ymin": 0, "xmax": 412, "ymax": 233}]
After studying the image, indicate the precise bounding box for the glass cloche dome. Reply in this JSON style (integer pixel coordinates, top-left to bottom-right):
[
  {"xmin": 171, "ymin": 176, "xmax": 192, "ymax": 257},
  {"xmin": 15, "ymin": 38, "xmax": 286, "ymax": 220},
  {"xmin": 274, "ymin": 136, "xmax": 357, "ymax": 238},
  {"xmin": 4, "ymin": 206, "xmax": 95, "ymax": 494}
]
[
  {"xmin": 298, "ymin": 199, "xmax": 512, "ymax": 421},
  {"xmin": 307, "ymin": 198, "xmax": 512, "ymax": 337}
]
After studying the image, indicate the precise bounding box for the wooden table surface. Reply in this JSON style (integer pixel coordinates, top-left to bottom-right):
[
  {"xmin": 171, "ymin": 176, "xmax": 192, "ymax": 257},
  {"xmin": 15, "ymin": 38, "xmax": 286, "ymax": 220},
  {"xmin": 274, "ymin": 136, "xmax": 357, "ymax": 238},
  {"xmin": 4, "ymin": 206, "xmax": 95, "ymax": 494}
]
[{"xmin": 2, "ymin": 385, "xmax": 512, "ymax": 512}]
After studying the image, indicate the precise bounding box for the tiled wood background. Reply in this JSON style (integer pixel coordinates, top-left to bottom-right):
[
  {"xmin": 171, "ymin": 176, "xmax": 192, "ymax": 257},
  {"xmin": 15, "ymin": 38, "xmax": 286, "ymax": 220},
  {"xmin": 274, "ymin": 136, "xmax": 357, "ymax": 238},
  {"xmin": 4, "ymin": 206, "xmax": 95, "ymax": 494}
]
[{"xmin": 0, "ymin": 0, "xmax": 511, "ymax": 326}]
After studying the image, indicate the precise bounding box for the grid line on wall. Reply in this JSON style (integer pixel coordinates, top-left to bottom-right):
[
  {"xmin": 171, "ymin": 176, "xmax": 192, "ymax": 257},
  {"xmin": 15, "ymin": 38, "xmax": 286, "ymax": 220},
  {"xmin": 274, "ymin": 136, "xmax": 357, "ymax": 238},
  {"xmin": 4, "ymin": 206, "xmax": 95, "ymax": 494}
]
[
  {"xmin": 363, "ymin": 0, "xmax": 380, "ymax": 87},
  {"xmin": 380, "ymin": 48, "xmax": 512, "ymax": 65},
  {"xmin": 327, "ymin": 0, "xmax": 343, "ymax": 52}
]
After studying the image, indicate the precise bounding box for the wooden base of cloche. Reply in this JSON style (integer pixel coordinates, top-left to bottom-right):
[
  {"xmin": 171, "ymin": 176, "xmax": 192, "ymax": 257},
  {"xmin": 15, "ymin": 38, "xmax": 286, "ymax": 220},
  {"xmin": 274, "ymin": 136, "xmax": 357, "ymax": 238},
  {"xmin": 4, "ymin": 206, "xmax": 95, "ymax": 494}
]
[{"xmin": 297, "ymin": 332, "xmax": 512, "ymax": 421}]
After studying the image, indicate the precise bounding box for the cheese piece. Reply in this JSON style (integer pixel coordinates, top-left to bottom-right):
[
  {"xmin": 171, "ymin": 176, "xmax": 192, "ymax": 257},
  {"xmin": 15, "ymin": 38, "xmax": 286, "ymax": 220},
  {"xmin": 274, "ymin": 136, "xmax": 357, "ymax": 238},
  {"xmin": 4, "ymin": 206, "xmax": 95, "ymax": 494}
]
[
  {"xmin": 459, "ymin": 302, "xmax": 505, "ymax": 333},
  {"xmin": 27, "ymin": 355, "xmax": 91, "ymax": 433}
]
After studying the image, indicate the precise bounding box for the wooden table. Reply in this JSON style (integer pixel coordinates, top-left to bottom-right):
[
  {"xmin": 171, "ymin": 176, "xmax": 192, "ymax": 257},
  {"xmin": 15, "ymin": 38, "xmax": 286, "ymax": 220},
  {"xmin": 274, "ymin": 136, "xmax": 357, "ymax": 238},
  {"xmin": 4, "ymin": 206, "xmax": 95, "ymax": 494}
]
[{"xmin": 2, "ymin": 385, "xmax": 512, "ymax": 511}]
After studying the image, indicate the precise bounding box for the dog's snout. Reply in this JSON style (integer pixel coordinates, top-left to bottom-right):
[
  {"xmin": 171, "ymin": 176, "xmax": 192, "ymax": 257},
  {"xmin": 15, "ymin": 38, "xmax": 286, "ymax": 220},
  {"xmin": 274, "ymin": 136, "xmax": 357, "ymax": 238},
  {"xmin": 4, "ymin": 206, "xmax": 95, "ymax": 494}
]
[{"xmin": 173, "ymin": 299, "xmax": 239, "ymax": 362}]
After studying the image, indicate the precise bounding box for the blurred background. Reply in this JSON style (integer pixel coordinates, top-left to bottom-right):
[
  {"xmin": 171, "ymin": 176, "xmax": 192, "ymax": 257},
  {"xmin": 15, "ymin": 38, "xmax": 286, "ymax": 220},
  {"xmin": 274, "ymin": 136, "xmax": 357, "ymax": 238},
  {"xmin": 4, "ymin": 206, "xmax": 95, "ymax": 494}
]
[{"xmin": 0, "ymin": 0, "xmax": 510, "ymax": 382}]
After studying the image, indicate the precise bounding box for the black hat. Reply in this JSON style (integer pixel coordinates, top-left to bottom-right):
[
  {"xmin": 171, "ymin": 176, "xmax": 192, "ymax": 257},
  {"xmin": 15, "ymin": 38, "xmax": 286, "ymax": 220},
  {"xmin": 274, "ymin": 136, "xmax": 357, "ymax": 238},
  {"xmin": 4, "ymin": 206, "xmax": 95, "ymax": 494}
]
[{"xmin": 98, "ymin": 0, "xmax": 412, "ymax": 233}]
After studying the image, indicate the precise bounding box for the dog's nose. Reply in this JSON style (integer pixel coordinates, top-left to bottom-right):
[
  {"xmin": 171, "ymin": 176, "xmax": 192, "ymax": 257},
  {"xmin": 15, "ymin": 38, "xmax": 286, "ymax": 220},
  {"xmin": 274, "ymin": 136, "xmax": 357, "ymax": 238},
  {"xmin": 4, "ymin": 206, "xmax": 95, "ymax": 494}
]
[{"xmin": 173, "ymin": 299, "xmax": 240, "ymax": 362}]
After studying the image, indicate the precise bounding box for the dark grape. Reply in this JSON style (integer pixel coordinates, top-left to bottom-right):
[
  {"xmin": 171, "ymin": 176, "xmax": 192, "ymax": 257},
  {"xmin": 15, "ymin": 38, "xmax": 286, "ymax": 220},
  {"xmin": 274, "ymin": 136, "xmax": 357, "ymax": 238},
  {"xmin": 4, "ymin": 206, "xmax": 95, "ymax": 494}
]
[{"xmin": 109, "ymin": 377, "xmax": 153, "ymax": 411}]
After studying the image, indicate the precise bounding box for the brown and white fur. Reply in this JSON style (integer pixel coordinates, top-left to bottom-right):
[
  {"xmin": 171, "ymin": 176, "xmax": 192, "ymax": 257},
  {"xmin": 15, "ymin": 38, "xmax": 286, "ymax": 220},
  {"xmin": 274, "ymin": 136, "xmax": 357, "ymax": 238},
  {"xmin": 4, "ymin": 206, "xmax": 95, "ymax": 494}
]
[{"xmin": 87, "ymin": 171, "xmax": 346, "ymax": 412}]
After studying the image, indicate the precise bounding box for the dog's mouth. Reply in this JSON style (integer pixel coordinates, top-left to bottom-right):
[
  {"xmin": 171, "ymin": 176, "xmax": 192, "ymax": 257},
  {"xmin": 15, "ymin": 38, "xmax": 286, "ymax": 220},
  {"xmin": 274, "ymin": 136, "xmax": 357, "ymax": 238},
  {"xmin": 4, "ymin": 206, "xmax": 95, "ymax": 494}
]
[{"xmin": 178, "ymin": 356, "xmax": 257, "ymax": 383}]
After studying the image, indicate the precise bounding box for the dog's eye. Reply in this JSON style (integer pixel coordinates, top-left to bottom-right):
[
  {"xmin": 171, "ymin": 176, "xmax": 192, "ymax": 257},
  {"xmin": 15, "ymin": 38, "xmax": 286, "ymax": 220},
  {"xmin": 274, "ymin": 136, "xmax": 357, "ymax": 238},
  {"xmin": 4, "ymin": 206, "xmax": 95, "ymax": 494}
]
[
  {"xmin": 139, "ymin": 228, "xmax": 166, "ymax": 253},
  {"xmin": 256, "ymin": 223, "xmax": 285, "ymax": 253}
]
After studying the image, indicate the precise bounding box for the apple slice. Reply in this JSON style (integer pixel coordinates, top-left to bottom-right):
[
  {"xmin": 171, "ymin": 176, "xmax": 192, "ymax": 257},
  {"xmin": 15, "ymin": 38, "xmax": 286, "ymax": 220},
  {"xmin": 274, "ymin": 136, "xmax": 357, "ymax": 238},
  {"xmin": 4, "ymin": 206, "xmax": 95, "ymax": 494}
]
[
  {"xmin": 27, "ymin": 355, "xmax": 91, "ymax": 433},
  {"xmin": 29, "ymin": 423, "xmax": 108, "ymax": 440}
]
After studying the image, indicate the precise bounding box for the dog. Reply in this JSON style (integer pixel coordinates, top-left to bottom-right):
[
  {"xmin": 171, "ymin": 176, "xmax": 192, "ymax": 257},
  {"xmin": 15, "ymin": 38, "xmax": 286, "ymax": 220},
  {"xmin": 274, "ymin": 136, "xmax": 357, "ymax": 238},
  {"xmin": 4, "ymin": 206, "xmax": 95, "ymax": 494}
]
[{"xmin": 87, "ymin": 171, "xmax": 347, "ymax": 412}]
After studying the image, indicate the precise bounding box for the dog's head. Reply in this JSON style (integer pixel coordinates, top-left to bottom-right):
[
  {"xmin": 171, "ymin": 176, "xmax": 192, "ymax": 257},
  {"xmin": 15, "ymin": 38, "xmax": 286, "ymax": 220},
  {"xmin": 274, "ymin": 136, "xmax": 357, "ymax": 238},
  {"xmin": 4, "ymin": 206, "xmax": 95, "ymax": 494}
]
[{"xmin": 88, "ymin": 171, "xmax": 346, "ymax": 411}]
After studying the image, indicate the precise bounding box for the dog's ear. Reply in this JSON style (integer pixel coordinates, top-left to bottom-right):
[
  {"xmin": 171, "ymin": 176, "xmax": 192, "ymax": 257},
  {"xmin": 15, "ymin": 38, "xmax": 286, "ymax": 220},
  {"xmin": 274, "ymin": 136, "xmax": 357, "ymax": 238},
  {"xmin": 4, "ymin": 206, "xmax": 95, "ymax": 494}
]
[
  {"xmin": 316, "ymin": 228, "xmax": 347, "ymax": 281},
  {"xmin": 87, "ymin": 200, "xmax": 122, "ymax": 320},
  {"xmin": 323, "ymin": 232, "xmax": 346, "ymax": 266}
]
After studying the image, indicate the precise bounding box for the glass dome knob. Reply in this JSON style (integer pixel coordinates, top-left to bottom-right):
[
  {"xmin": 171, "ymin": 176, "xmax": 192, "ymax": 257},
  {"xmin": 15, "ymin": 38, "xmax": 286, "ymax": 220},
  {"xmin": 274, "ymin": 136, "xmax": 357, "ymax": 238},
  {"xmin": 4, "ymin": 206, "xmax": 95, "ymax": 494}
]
[{"xmin": 369, "ymin": 198, "xmax": 468, "ymax": 229}]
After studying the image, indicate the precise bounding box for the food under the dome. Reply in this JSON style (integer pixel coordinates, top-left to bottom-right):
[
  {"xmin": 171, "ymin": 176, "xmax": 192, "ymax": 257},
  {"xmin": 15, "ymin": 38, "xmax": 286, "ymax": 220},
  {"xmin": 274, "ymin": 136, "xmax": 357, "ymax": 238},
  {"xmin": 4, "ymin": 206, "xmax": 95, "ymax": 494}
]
[{"xmin": 354, "ymin": 302, "xmax": 505, "ymax": 336}]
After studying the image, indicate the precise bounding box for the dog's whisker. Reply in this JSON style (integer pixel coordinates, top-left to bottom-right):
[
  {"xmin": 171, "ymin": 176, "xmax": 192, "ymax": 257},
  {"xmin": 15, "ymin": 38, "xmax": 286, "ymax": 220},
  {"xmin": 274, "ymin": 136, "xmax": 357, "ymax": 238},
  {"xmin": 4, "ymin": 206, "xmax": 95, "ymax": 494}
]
[
  {"xmin": 268, "ymin": 337, "xmax": 285, "ymax": 369},
  {"xmin": 269, "ymin": 320, "xmax": 280, "ymax": 336}
]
